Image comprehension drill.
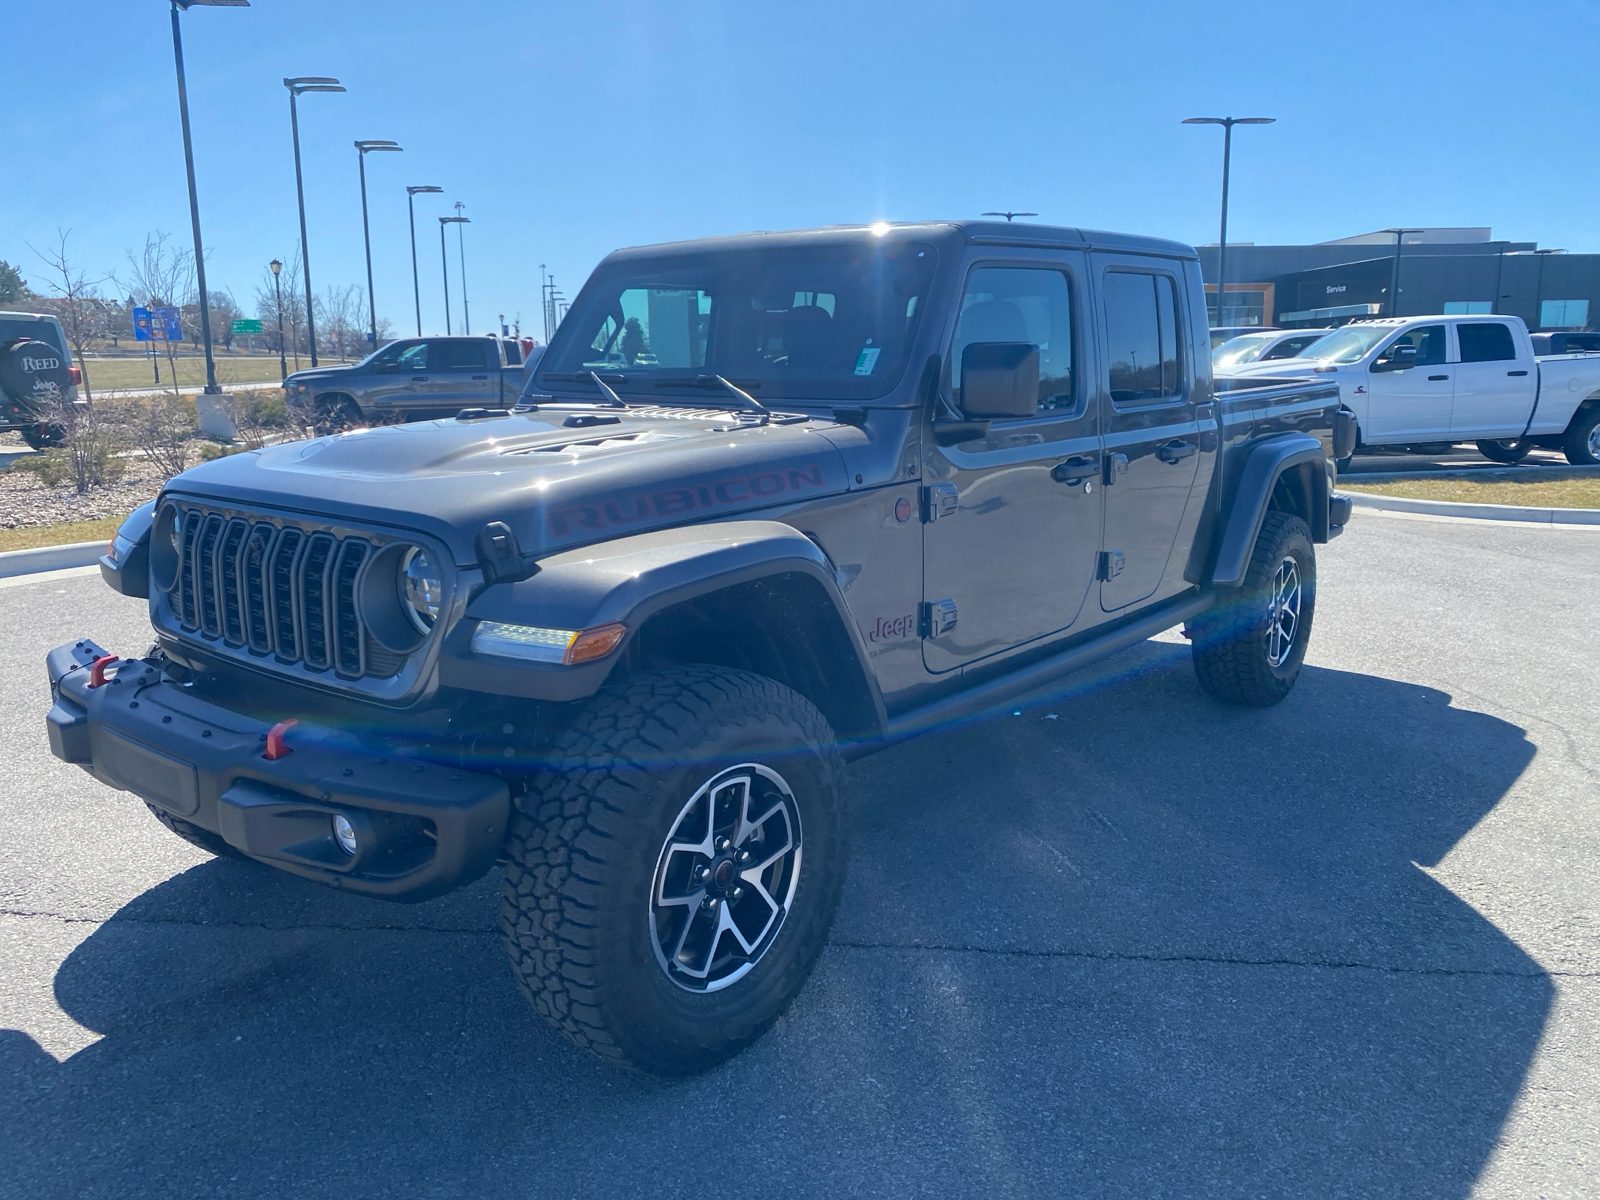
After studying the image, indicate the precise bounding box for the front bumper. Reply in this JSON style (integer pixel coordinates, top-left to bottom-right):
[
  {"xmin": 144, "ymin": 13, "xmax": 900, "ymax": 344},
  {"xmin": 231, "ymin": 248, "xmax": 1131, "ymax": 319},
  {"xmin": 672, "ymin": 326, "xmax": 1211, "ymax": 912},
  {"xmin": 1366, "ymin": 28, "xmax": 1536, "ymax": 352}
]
[{"xmin": 45, "ymin": 639, "xmax": 510, "ymax": 902}]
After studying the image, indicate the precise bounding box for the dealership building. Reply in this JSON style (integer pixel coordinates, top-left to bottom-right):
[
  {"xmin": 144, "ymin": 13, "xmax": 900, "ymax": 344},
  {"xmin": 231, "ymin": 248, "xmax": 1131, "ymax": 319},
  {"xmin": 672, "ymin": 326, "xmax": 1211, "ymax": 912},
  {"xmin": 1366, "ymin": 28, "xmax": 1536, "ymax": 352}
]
[{"xmin": 1197, "ymin": 228, "xmax": 1600, "ymax": 332}]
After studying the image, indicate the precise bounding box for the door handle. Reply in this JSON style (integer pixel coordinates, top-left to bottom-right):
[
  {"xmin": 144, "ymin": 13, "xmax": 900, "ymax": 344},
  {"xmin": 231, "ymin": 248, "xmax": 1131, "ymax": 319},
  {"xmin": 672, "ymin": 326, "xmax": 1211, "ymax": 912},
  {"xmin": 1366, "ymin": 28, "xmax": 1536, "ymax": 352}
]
[
  {"xmin": 472, "ymin": 375, "xmax": 489, "ymax": 380},
  {"xmin": 1428, "ymin": 374, "xmax": 1449, "ymax": 381},
  {"xmin": 412, "ymin": 375, "xmax": 429, "ymax": 381},
  {"xmin": 1508, "ymin": 370, "xmax": 1529, "ymax": 376},
  {"xmin": 1156, "ymin": 439, "xmax": 1197, "ymax": 464},
  {"xmin": 1051, "ymin": 455, "xmax": 1097, "ymax": 486}
]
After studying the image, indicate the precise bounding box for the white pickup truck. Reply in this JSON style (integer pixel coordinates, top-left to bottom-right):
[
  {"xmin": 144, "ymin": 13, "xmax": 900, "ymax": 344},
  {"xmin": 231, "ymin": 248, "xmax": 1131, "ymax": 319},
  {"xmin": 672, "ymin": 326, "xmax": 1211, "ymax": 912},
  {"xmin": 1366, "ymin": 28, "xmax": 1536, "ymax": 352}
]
[{"xmin": 1222, "ymin": 314, "xmax": 1600, "ymax": 465}]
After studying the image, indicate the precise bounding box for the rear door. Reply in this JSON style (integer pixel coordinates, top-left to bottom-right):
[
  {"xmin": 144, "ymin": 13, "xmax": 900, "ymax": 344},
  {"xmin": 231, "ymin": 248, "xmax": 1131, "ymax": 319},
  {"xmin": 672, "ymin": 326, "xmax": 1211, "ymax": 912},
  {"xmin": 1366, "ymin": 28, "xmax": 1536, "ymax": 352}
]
[
  {"xmin": 1363, "ymin": 324, "xmax": 1452, "ymax": 443},
  {"xmin": 1094, "ymin": 257, "xmax": 1202, "ymax": 612},
  {"xmin": 1450, "ymin": 320, "xmax": 1535, "ymax": 438},
  {"xmin": 429, "ymin": 338, "xmax": 498, "ymax": 413},
  {"xmin": 920, "ymin": 254, "xmax": 1103, "ymax": 673}
]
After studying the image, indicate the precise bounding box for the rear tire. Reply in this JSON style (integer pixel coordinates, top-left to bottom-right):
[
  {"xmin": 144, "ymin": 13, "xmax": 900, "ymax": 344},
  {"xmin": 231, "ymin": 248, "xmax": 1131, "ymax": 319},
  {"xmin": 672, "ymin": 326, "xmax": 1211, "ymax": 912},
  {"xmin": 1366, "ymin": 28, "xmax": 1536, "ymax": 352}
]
[
  {"xmin": 500, "ymin": 664, "xmax": 849, "ymax": 1076},
  {"xmin": 19, "ymin": 423, "xmax": 65, "ymax": 451},
  {"xmin": 1563, "ymin": 406, "xmax": 1600, "ymax": 466},
  {"xmin": 1477, "ymin": 438, "xmax": 1533, "ymax": 465},
  {"xmin": 144, "ymin": 801, "xmax": 252, "ymax": 861},
  {"xmin": 1188, "ymin": 511, "xmax": 1316, "ymax": 707}
]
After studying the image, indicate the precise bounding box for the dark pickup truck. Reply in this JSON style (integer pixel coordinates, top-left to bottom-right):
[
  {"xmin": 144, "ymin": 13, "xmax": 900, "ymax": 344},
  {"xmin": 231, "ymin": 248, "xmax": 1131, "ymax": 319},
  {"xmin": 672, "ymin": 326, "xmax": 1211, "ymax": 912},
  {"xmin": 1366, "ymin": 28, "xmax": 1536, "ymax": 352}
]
[
  {"xmin": 49, "ymin": 220, "xmax": 1353, "ymax": 1076},
  {"xmin": 285, "ymin": 334, "xmax": 531, "ymax": 427}
]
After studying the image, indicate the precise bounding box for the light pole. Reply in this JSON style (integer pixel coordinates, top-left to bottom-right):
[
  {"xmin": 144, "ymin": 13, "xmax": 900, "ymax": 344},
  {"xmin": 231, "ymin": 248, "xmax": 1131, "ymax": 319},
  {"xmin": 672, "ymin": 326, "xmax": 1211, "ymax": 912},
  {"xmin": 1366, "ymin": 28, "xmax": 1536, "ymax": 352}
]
[
  {"xmin": 406, "ymin": 185, "xmax": 443, "ymax": 336},
  {"xmin": 168, "ymin": 0, "xmax": 248, "ymax": 395},
  {"xmin": 452, "ymin": 202, "xmax": 472, "ymax": 334},
  {"xmin": 269, "ymin": 258, "xmax": 287, "ymax": 381},
  {"xmin": 1384, "ymin": 229, "xmax": 1425, "ymax": 318},
  {"xmin": 1533, "ymin": 247, "xmax": 1564, "ymax": 329},
  {"xmin": 980, "ymin": 211, "xmax": 1037, "ymax": 223},
  {"xmin": 354, "ymin": 141, "xmax": 403, "ymax": 350},
  {"xmin": 283, "ymin": 77, "xmax": 344, "ymax": 367},
  {"xmin": 1183, "ymin": 116, "xmax": 1275, "ymax": 328},
  {"xmin": 441, "ymin": 215, "xmax": 470, "ymax": 335}
]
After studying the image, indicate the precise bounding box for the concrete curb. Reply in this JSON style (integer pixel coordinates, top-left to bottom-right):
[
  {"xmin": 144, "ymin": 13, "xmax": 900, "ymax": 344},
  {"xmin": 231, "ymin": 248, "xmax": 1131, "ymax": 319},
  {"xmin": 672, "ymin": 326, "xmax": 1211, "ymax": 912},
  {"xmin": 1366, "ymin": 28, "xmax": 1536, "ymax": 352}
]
[
  {"xmin": 1342, "ymin": 491, "xmax": 1600, "ymax": 525},
  {"xmin": 1344, "ymin": 464, "xmax": 1600, "ymax": 484},
  {"xmin": 0, "ymin": 540, "xmax": 108, "ymax": 579}
]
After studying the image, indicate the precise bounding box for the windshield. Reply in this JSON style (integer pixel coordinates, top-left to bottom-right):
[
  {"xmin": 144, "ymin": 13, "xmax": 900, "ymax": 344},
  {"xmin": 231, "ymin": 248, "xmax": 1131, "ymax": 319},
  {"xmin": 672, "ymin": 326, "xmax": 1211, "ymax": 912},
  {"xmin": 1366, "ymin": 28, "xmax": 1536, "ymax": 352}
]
[
  {"xmin": 1298, "ymin": 325, "xmax": 1394, "ymax": 364},
  {"xmin": 540, "ymin": 241, "xmax": 938, "ymax": 401},
  {"xmin": 1211, "ymin": 332, "xmax": 1277, "ymax": 368}
]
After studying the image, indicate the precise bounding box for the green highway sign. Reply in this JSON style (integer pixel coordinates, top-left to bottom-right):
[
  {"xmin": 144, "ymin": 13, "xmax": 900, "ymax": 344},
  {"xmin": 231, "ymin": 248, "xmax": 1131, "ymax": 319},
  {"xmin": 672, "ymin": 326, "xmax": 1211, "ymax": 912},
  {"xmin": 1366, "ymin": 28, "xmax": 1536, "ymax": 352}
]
[{"xmin": 231, "ymin": 318, "xmax": 264, "ymax": 334}]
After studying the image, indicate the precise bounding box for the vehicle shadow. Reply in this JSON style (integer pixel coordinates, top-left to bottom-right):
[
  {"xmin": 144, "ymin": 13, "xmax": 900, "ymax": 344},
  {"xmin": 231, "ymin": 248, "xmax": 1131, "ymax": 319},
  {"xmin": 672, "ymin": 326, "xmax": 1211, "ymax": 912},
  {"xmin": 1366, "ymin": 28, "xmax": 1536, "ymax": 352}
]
[{"xmin": 1, "ymin": 652, "xmax": 1547, "ymax": 1199}]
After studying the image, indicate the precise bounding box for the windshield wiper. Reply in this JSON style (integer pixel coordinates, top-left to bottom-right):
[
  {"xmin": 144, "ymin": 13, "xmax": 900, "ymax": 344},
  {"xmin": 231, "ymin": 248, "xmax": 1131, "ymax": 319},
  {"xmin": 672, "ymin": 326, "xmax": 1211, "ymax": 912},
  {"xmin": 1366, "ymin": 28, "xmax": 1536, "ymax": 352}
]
[{"xmin": 654, "ymin": 375, "xmax": 771, "ymax": 423}]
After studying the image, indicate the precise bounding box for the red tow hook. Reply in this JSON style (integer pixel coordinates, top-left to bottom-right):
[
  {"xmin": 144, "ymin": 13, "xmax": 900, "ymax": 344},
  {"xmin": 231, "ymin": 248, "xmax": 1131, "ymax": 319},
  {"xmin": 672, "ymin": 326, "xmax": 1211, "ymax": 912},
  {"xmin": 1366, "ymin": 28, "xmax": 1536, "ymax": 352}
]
[
  {"xmin": 264, "ymin": 719, "xmax": 298, "ymax": 761},
  {"xmin": 87, "ymin": 655, "xmax": 119, "ymax": 688}
]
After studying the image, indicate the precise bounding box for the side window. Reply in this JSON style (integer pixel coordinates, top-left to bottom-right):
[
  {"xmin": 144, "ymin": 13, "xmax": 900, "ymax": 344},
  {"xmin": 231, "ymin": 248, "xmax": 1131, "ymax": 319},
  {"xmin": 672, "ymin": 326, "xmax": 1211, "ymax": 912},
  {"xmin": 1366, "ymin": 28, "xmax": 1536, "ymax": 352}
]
[
  {"xmin": 1456, "ymin": 322, "xmax": 1517, "ymax": 363},
  {"xmin": 435, "ymin": 340, "xmax": 492, "ymax": 371},
  {"xmin": 1375, "ymin": 324, "xmax": 1447, "ymax": 369},
  {"xmin": 1103, "ymin": 270, "xmax": 1184, "ymax": 404},
  {"xmin": 393, "ymin": 342, "xmax": 429, "ymax": 372},
  {"xmin": 950, "ymin": 266, "xmax": 1074, "ymax": 414}
]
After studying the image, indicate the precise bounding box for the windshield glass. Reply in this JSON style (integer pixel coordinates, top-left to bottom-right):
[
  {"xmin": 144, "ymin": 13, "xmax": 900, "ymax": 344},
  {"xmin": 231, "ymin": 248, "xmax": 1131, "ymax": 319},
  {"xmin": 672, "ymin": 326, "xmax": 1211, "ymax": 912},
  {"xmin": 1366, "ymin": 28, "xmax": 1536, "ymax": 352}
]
[
  {"xmin": 1299, "ymin": 325, "xmax": 1394, "ymax": 364},
  {"xmin": 540, "ymin": 241, "xmax": 937, "ymax": 401},
  {"xmin": 1211, "ymin": 332, "xmax": 1276, "ymax": 368}
]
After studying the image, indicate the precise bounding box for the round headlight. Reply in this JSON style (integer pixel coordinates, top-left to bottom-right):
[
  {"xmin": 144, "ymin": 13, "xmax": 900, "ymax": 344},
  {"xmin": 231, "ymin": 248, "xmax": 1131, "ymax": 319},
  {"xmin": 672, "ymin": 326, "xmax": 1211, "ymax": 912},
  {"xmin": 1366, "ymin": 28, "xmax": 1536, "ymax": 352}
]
[{"xmin": 399, "ymin": 547, "xmax": 443, "ymax": 633}]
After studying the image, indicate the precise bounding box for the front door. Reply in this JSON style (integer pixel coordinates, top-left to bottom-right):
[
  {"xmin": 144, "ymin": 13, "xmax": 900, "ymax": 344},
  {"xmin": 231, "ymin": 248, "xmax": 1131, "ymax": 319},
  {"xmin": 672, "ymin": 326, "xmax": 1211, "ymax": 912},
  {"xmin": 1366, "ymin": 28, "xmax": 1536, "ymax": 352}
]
[
  {"xmin": 1450, "ymin": 320, "xmax": 1536, "ymax": 438},
  {"xmin": 1363, "ymin": 324, "xmax": 1452, "ymax": 444},
  {"xmin": 361, "ymin": 339, "xmax": 432, "ymax": 413},
  {"xmin": 1095, "ymin": 260, "xmax": 1203, "ymax": 612},
  {"xmin": 921, "ymin": 257, "xmax": 1103, "ymax": 673}
]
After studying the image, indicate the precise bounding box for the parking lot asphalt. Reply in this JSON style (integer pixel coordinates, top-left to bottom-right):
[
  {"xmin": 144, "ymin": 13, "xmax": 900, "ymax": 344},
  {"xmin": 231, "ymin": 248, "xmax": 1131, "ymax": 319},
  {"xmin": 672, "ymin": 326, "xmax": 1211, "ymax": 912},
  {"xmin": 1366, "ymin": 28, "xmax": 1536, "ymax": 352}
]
[{"xmin": 2, "ymin": 511, "xmax": 1597, "ymax": 1199}]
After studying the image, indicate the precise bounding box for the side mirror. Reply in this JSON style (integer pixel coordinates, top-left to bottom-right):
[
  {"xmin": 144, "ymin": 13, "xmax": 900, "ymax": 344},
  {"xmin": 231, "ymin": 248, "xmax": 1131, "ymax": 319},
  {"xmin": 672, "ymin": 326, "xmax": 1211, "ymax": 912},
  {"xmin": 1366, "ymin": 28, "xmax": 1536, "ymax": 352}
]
[
  {"xmin": 1373, "ymin": 344, "xmax": 1417, "ymax": 373},
  {"xmin": 960, "ymin": 342, "xmax": 1039, "ymax": 419}
]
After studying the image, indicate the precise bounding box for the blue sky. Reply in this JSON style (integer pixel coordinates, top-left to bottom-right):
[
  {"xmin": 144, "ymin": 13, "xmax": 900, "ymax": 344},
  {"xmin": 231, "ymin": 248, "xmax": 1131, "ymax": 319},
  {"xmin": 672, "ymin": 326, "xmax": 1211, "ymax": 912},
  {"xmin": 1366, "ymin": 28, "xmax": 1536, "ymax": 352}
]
[{"xmin": 9, "ymin": 0, "xmax": 1599, "ymax": 340}]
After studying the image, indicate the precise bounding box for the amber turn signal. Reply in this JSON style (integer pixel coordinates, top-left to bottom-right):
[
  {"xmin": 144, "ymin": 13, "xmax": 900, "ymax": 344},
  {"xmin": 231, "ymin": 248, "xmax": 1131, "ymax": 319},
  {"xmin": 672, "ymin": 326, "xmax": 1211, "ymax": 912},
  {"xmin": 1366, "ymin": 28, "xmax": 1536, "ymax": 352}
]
[{"xmin": 566, "ymin": 622, "xmax": 627, "ymax": 665}]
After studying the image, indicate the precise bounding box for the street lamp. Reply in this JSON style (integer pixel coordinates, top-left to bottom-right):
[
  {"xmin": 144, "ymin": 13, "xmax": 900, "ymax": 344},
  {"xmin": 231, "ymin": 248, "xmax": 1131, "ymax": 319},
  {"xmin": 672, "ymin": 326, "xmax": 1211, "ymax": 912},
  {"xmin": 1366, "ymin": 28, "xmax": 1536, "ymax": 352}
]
[
  {"xmin": 452, "ymin": 202, "xmax": 472, "ymax": 334},
  {"xmin": 168, "ymin": 0, "xmax": 249, "ymax": 396},
  {"xmin": 284, "ymin": 76, "xmax": 344, "ymax": 367},
  {"xmin": 355, "ymin": 140, "xmax": 403, "ymax": 350},
  {"xmin": 981, "ymin": 212, "xmax": 1037, "ymax": 223},
  {"xmin": 1183, "ymin": 116, "xmax": 1275, "ymax": 328},
  {"xmin": 406, "ymin": 186, "xmax": 444, "ymax": 336},
  {"xmin": 440, "ymin": 215, "xmax": 470, "ymax": 335},
  {"xmin": 1384, "ymin": 229, "xmax": 1425, "ymax": 319},
  {"xmin": 269, "ymin": 258, "xmax": 287, "ymax": 381}
]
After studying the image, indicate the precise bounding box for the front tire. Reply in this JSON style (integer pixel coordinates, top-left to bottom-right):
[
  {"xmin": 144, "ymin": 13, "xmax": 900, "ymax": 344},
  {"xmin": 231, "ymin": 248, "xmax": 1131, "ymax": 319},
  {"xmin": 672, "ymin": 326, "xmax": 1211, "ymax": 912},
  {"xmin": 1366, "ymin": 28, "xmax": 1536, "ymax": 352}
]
[
  {"xmin": 1188, "ymin": 511, "xmax": 1316, "ymax": 707},
  {"xmin": 1477, "ymin": 437, "xmax": 1533, "ymax": 465},
  {"xmin": 500, "ymin": 665, "xmax": 849, "ymax": 1076},
  {"xmin": 1563, "ymin": 406, "xmax": 1600, "ymax": 466}
]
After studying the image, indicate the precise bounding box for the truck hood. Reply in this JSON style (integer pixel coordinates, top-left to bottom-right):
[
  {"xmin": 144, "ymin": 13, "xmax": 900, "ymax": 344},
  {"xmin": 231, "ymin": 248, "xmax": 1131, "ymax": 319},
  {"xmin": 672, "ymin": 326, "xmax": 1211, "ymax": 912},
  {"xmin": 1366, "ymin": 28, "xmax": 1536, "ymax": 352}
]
[{"xmin": 161, "ymin": 407, "xmax": 853, "ymax": 565}]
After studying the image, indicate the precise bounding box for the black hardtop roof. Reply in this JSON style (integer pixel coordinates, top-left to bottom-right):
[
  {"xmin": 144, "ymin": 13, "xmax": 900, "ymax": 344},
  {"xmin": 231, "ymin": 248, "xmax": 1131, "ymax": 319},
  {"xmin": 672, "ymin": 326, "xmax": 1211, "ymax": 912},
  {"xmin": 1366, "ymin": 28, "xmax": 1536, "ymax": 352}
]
[{"xmin": 601, "ymin": 221, "xmax": 1198, "ymax": 265}]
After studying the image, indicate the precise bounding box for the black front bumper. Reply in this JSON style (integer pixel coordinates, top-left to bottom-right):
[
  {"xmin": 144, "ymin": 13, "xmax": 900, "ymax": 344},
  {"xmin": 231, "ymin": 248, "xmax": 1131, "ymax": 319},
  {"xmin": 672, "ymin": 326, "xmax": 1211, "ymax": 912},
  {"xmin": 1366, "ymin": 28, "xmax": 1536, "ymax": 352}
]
[{"xmin": 46, "ymin": 639, "xmax": 510, "ymax": 902}]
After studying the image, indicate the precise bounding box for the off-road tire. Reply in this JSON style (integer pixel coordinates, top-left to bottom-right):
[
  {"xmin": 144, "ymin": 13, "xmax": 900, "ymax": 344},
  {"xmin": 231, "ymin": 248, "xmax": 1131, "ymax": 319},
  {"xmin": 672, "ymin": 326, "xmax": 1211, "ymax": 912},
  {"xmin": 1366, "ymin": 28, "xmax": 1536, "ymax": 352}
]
[
  {"xmin": 1562, "ymin": 406, "xmax": 1600, "ymax": 466},
  {"xmin": 1188, "ymin": 511, "xmax": 1316, "ymax": 707},
  {"xmin": 500, "ymin": 665, "xmax": 849, "ymax": 1075},
  {"xmin": 144, "ymin": 801, "xmax": 252, "ymax": 861},
  {"xmin": 1477, "ymin": 438, "xmax": 1533, "ymax": 465},
  {"xmin": 19, "ymin": 422, "xmax": 66, "ymax": 451}
]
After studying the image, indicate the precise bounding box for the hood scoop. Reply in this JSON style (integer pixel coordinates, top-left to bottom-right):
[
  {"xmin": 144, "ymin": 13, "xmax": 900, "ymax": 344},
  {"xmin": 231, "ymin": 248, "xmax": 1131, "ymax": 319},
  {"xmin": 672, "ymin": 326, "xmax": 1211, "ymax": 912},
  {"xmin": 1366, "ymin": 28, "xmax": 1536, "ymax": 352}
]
[{"xmin": 505, "ymin": 429, "xmax": 690, "ymax": 458}]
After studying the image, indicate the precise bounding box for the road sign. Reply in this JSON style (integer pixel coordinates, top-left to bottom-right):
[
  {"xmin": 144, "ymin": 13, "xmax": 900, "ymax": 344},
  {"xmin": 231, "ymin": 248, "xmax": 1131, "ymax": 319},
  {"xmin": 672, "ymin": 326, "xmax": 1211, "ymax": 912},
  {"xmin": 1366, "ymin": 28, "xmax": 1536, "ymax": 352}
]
[
  {"xmin": 133, "ymin": 306, "xmax": 183, "ymax": 342},
  {"xmin": 231, "ymin": 318, "xmax": 264, "ymax": 334}
]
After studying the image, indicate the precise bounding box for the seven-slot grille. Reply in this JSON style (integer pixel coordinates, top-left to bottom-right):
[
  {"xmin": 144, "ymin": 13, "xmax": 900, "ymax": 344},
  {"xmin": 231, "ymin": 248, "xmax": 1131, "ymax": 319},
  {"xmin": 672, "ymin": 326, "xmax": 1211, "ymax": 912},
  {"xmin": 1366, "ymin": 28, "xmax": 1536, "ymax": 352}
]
[{"xmin": 169, "ymin": 505, "xmax": 406, "ymax": 679}]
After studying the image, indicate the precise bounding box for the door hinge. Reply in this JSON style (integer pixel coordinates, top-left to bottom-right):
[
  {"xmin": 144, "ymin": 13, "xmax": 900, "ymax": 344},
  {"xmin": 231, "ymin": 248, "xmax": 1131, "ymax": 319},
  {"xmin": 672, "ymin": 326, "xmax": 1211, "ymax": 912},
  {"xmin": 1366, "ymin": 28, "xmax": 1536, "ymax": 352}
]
[
  {"xmin": 1104, "ymin": 453, "xmax": 1129, "ymax": 486},
  {"xmin": 1097, "ymin": 549, "xmax": 1125, "ymax": 581},
  {"xmin": 919, "ymin": 598, "xmax": 959, "ymax": 638},
  {"xmin": 921, "ymin": 482, "xmax": 959, "ymax": 522}
]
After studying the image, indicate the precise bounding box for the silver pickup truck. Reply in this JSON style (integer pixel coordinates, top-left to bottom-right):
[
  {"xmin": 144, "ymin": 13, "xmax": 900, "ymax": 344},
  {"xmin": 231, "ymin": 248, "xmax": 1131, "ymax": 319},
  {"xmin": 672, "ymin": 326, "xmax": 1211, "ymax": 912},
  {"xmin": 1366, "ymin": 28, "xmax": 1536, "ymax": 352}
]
[{"xmin": 286, "ymin": 335, "xmax": 536, "ymax": 429}]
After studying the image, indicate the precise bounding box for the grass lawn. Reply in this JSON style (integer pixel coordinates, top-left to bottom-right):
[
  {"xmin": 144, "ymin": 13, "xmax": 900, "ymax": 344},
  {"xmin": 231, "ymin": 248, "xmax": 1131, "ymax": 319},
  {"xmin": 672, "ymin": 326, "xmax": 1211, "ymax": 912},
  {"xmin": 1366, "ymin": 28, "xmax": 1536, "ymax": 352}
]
[
  {"xmin": 0, "ymin": 515, "xmax": 125, "ymax": 553},
  {"xmin": 81, "ymin": 355, "xmax": 356, "ymax": 392},
  {"xmin": 1341, "ymin": 476, "xmax": 1600, "ymax": 509}
]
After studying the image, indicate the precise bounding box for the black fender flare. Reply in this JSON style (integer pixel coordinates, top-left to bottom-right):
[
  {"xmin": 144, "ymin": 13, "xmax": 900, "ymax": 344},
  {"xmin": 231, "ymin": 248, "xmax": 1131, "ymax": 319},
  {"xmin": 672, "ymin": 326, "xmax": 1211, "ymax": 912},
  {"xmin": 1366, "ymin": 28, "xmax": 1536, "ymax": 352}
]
[
  {"xmin": 439, "ymin": 519, "xmax": 888, "ymax": 737},
  {"xmin": 1210, "ymin": 434, "xmax": 1330, "ymax": 588},
  {"xmin": 98, "ymin": 500, "xmax": 155, "ymax": 598}
]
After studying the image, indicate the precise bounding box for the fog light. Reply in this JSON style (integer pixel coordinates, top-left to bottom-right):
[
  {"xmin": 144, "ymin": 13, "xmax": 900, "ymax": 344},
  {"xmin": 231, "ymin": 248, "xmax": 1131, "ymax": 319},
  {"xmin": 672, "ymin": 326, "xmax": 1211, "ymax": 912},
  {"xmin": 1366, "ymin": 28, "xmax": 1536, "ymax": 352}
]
[{"xmin": 331, "ymin": 813, "xmax": 359, "ymax": 856}]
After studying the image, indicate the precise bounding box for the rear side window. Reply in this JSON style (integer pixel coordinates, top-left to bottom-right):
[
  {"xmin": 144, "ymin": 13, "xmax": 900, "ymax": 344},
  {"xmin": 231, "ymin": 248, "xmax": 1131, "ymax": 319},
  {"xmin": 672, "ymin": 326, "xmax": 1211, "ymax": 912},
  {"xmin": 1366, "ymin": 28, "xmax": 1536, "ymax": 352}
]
[
  {"xmin": 434, "ymin": 340, "xmax": 492, "ymax": 370},
  {"xmin": 1456, "ymin": 322, "xmax": 1517, "ymax": 363},
  {"xmin": 1103, "ymin": 270, "xmax": 1184, "ymax": 403}
]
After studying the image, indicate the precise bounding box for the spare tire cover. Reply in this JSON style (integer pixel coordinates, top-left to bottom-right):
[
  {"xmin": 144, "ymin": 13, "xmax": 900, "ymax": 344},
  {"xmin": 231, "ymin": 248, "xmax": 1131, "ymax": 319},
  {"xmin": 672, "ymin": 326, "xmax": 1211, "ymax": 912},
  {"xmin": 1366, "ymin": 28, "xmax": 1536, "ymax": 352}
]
[{"xmin": 0, "ymin": 338, "xmax": 72, "ymax": 410}]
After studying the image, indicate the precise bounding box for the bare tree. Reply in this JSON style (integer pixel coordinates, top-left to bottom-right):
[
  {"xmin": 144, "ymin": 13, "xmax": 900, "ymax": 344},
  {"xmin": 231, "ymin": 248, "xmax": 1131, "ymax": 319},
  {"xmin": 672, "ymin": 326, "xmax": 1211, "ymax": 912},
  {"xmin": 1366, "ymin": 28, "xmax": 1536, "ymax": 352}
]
[
  {"xmin": 318, "ymin": 283, "xmax": 365, "ymax": 361},
  {"xmin": 118, "ymin": 231, "xmax": 195, "ymax": 395},
  {"xmin": 31, "ymin": 230, "xmax": 106, "ymax": 402},
  {"xmin": 254, "ymin": 249, "xmax": 306, "ymax": 369}
]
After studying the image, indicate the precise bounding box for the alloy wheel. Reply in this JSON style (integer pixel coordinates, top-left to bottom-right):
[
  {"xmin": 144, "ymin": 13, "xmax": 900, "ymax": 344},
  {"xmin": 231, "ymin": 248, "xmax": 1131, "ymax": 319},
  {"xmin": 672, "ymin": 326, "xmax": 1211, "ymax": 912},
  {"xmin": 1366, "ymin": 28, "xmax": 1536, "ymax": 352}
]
[{"xmin": 1266, "ymin": 555, "xmax": 1302, "ymax": 668}]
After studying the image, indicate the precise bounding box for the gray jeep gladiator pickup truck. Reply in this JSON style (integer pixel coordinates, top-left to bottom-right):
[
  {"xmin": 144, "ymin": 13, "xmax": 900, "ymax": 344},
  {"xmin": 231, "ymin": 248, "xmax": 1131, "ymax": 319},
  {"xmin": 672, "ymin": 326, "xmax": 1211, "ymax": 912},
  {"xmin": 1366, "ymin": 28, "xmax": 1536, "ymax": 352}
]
[
  {"xmin": 286, "ymin": 333, "xmax": 530, "ymax": 428},
  {"xmin": 46, "ymin": 220, "xmax": 1354, "ymax": 1075}
]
